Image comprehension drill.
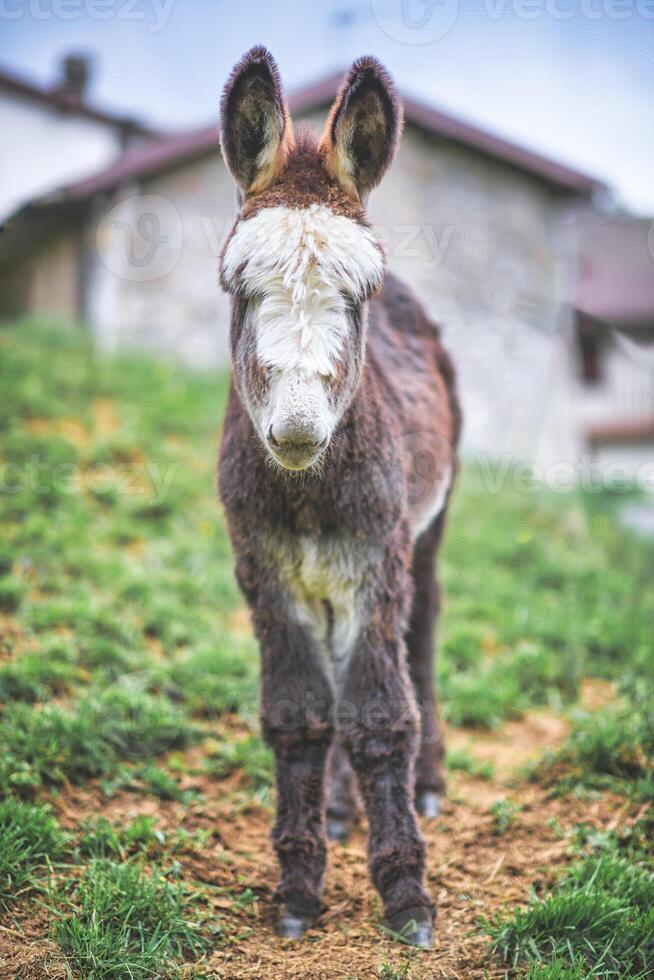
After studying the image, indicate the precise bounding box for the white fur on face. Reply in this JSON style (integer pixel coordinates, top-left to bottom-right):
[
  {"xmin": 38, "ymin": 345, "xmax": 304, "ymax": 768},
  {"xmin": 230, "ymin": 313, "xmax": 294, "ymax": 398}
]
[{"xmin": 222, "ymin": 204, "xmax": 384, "ymax": 376}]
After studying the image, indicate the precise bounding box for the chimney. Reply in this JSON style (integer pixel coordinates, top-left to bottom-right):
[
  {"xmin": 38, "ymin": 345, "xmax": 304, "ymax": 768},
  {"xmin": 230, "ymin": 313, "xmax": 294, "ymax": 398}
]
[{"xmin": 53, "ymin": 54, "xmax": 91, "ymax": 103}]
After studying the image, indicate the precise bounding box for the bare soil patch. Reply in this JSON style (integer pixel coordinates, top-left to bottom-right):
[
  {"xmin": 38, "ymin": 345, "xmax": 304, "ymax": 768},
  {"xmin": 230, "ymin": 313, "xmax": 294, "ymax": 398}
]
[{"xmin": 4, "ymin": 713, "xmax": 634, "ymax": 980}]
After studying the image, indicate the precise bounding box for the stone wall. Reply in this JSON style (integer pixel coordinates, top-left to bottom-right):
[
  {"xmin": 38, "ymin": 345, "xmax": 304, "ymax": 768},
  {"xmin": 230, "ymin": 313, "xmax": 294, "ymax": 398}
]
[
  {"xmin": 86, "ymin": 156, "xmax": 235, "ymax": 366},
  {"xmin": 367, "ymin": 124, "xmax": 574, "ymax": 461}
]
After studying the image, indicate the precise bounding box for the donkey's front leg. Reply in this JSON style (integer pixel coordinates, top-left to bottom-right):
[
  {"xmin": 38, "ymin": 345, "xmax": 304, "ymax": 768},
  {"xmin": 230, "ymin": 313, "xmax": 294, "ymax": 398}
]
[
  {"xmin": 340, "ymin": 624, "xmax": 435, "ymax": 947},
  {"xmin": 257, "ymin": 615, "xmax": 334, "ymax": 938}
]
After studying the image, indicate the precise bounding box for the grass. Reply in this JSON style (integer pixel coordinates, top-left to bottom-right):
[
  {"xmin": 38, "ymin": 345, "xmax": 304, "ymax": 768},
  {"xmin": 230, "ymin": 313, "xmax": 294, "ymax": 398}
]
[
  {"xmin": 0, "ymin": 641, "xmax": 78, "ymax": 701},
  {"xmin": 375, "ymin": 956, "xmax": 415, "ymax": 978},
  {"xmin": 446, "ymin": 746, "xmax": 495, "ymax": 780},
  {"xmin": 2, "ymin": 323, "xmax": 652, "ymax": 744},
  {"xmin": 523, "ymin": 960, "xmax": 587, "ymax": 979},
  {"xmin": 0, "ymin": 686, "xmax": 197, "ymax": 795},
  {"xmin": 439, "ymin": 473, "xmax": 653, "ymax": 729},
  {"xmin": 0, "ymin": 798, "xmax": 69, "ymax": 909},
  {"xmin": 488, "ymin": 798, "xmax": 522, "ymax": 834},
  {"xmin": 204, "ymin": 732, "xmax": 274, "ymax": 798},
  {"xmin": 533, "ymin": 682, "xmax": 654, "ymax": 800},
  {"xmin": 167, "ymin": 638, "xmax": 259, "ymax": 716},
  {"xmin": 76, "ymin": 814, "xmax": 215, "ymax": 863},
  {"xmin": 0, "ymin": 321, "xmax": 652, "ymax": 975},
  {"xmin": 54, "ymin": 859, "xmax": 212, "ymax": 979},
  {"xmin": 484, "ymin": 834, "xmax": 654, "ymax": 978},
  {"xmin": 77, "ymin": 815, "xmax": 166, "ymax": 861}
]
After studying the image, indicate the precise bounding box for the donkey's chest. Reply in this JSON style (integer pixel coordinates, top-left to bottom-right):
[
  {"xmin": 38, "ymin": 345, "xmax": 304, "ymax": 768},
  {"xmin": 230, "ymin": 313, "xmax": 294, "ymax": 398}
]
[{"xmin": 277, "ymin": 535, "xmax": 368, "ymax": 683}]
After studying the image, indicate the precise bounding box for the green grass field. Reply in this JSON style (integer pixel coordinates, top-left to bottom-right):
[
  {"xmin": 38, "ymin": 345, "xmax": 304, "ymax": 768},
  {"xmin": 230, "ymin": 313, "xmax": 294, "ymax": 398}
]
[{"xmin": 0, "ymin": 322, "xmax": 652, "ymax": 979}]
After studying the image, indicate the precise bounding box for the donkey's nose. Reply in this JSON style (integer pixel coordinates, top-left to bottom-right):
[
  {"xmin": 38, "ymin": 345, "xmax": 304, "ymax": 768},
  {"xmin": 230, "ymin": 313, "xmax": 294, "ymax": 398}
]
[{"xmin": 268, "ymin": 421, "xmax": 327, "ymax": 453}]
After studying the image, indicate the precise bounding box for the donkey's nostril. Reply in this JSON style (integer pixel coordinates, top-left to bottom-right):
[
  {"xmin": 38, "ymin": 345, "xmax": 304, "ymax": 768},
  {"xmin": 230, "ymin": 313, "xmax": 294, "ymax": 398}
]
[{"xmin": 268, "ymin": 421, "xmax": 327, "ymax": 454}]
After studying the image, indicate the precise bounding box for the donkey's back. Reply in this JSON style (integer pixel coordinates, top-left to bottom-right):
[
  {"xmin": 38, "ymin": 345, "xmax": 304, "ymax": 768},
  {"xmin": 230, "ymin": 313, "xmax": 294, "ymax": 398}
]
[{"xmin": 369, "ymin": 271, "xmax": 460, "ymax": 535}]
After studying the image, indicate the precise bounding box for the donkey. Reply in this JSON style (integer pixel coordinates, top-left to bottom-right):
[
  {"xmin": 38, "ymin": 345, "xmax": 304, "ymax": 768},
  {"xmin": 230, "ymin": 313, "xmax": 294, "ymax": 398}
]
[{"xmin": 217, "ymin": 47, "xmax": 461, "ymax": 948}]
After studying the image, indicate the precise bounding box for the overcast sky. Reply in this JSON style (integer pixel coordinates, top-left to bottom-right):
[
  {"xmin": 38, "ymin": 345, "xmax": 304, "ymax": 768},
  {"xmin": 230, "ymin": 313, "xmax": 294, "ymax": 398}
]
[{"xmin": 1, "ymin": 0, "xmax": 653, "ymax": 213}]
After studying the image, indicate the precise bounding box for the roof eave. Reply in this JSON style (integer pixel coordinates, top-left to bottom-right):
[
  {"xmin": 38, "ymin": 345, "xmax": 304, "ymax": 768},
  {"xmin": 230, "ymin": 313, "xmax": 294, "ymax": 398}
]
[
  {"xmin": 2, "ymin": 68, "xmax": 605, "ymax": 225},
  {"xmin": 0, "ymin": 67, "xmax": 160, "ymax": 138}
]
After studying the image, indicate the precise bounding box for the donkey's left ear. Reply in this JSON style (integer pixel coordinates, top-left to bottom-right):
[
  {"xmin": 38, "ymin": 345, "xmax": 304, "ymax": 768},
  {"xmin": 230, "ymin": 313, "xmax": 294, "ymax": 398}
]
[
  {"xmin": 220, "ymin": 46, "xmax": 294, "ymax": 196},
  {"xmin": 318, "ymin": 57, "xmax": 403, "ymax": 201}
]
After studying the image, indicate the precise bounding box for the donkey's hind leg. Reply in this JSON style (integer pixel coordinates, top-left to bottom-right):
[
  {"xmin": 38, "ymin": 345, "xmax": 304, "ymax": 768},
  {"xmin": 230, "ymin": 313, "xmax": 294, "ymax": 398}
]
[
  {"xmin": 326, "ymin": 738, "xmax": 360, "ymax": 841},
  {"xmin": 407, "ymin": 511, "xmax": 447, "ymax": 818}
]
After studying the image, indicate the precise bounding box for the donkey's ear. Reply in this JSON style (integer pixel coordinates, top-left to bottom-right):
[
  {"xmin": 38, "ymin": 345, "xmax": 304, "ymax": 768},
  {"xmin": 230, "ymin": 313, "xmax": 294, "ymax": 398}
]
[
  {"xmin": 318, "ymin": 56, "xmax": 402, "ymax": 201},
  {"xmin": 220, "ymin": 46, "xmax": 294, "ymax": 196}
]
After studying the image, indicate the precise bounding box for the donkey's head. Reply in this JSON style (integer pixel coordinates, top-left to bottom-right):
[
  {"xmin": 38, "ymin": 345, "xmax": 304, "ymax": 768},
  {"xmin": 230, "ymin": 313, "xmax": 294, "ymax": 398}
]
[{"xmin": 219, "ymin": 47, "xmax": 402, "ymax": 471}]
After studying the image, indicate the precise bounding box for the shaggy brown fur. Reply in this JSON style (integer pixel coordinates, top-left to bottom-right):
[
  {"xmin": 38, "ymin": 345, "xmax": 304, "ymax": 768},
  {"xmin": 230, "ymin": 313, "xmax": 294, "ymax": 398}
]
[
  {"xmin": 219, "ymin": 45, "xmax": 295, "ymax": 195},
  {"xmin": 242, "ymin": 127, "xmax": 365, "ymax": 220},
  {"xmin": 319, "ymin": 56, "xmax": 404, "ymax": 201},
  {"xmin": 217, "ymin": 47, "xmax": 461, "ymax": 946}
]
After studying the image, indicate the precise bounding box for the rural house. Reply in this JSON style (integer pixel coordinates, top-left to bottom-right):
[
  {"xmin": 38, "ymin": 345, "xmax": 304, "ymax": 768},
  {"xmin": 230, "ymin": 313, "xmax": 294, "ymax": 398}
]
[
  {"xmin": 1, "ymin": 66, "xmax": 652, "ymax": 480},
  {"xmin": 0, "ymin": 55, "xmax": 157, "ymax": 223}
]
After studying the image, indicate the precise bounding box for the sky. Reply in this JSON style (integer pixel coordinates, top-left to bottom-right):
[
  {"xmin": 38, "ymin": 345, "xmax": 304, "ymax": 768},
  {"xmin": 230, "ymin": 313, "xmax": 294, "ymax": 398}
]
[{"xmin": 1, "ymin": 0, "xmax": 653, "ymax": 213}]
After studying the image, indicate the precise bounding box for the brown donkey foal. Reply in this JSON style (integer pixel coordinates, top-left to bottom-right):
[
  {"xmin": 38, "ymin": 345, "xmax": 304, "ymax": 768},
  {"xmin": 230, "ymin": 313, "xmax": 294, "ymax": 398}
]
[{"xmin": 218, "ymin": 47, "xmax": 460, "ymax": 947}]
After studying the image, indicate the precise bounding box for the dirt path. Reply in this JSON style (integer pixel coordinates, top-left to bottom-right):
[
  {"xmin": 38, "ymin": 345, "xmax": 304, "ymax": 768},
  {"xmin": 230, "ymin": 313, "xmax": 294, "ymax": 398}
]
[
  {"xmin": 1, "ymin": 710, "xmax": 631, "ymax": 980},
  {"xmin": 199, "ymin": 713, "xmax": 620, "ymax": 980}
]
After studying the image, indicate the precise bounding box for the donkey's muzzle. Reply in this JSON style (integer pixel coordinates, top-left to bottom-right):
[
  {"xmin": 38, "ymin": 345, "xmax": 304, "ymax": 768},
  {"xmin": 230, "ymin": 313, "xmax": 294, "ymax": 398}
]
[{"xmin": 267, "ymin": 422, "xmax": 328, "ymax": 470}]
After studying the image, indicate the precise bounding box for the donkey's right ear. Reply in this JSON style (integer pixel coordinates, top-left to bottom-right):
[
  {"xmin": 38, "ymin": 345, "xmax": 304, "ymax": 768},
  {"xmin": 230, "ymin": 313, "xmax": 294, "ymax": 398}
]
[
  {"xmin": 318, "ymin": 57, "xmax": 402, "ymax": 202},
  {"xmin": 219, "ymin": 46, "xmax": 294, "ymax": 196}
]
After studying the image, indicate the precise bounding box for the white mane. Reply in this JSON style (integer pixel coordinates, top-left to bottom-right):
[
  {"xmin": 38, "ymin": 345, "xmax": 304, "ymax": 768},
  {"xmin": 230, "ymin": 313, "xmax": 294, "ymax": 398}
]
[{"xmin": 222, "ymin": 204, "xmax": 384, "ymax": 376}]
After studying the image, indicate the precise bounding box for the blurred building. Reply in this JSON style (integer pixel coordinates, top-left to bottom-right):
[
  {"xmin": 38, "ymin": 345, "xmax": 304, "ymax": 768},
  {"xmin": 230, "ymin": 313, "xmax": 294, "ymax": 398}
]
[
  {"xmin": 1, "ymin": 65, "xmax": 653, "ymax": 481},
  {"xmin": 570, "ymin": 210, "xmax": 654, "ymax": 479},
  {"xmin": 0, "ymin": 55, "xmax": 159, "ymax": 224}
]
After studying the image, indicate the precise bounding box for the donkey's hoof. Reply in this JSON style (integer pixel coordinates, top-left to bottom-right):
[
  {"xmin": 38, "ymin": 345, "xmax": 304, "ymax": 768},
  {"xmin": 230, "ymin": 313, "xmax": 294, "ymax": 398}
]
[
  {"xmin": 387, "ymin": 906, "xmax": 434, "ymax": 948},
  {"xmin": 416, "ymin": 790, "xmax": 442, "ymax": 819},
  {"xmin": 276, "ymin": 907, "xmax": 313, "ymax": 940},
  {"xmin": 326, "ymin": 815, "xmax": 351, "ymax": 842}
]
